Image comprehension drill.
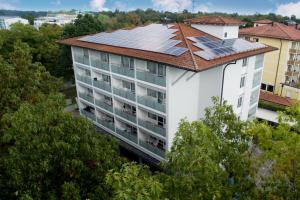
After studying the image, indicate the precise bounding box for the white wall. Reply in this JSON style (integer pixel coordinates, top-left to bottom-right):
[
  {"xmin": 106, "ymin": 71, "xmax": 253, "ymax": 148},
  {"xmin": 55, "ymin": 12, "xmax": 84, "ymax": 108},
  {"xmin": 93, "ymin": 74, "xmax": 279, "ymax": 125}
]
[{"xmin": 191, "ymin": 24, "xmax": 239, "ymax": 39}]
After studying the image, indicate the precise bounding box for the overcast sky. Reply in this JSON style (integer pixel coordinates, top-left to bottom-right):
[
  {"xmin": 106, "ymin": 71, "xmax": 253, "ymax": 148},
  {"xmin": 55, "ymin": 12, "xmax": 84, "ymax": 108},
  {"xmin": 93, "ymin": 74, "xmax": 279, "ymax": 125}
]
[{"xmin": 1, "ymin": 0, "xmax": 300, "ymax": 17}]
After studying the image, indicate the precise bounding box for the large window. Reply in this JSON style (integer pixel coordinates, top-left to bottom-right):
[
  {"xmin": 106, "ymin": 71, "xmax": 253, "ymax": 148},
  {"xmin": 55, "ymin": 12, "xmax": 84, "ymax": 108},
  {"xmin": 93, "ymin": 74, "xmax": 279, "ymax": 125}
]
[
  {"xmin": 122, "ymin": 80, "xmax": 135, "ymax": 93},
  {"xmin": 250, "ymin": 89, "xmax": 260, "ymax": 106},
  {"xmin": 147, "ymin": 61, "xmax": 166, "ymax": 77},
  {"xmin": 122, "ymin": 56, "xmax": 134, "ymax": 69},
  {"xmin": 122, "ymin": 103, "xmax": 136, "ymax": 115},
  {"xmin": 255, "ymin": 54, "xmax": 264, "ymax": 69},
  {"xmin": 104, "ymin": 96, "xmax": 113, "ymax": 105},
  {"xmin": 252, "ymin": 71, "xmax": 262, "ymax": 88},
  {"xmin": 102, "ymin": 74, "xmax": 111, "ymax": 84},
  {"xmin": 147, "ymin": 112, "xmax": 166, "ymax": 127},
  {"xmin": 147, "ymin": 88, "xmax": 166, "ymax": 104}
]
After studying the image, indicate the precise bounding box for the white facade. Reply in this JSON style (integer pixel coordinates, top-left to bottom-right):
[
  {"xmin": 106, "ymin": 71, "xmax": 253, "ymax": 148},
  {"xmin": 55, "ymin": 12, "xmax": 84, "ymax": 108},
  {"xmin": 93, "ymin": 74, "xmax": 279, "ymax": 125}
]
[
  {"xmin": 0, "ymin": 16, "xmax": 29, "ymax": 30},
  {"xmin": 34, "ymin": 15, "xmax": 76, "ymax": 29},
  {"xmin": 191, "ymin": 24, "xmax": 239, "ymax": 39},
  {"xmin": 70, "ymin": 46, "xmax": 264, "ymax": 161}
]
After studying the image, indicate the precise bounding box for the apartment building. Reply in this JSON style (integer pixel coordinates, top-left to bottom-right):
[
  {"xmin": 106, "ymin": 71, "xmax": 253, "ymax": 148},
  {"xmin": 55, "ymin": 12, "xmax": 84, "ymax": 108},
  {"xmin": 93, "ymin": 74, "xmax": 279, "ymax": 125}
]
[
  {"xmin": 59, "ymin": 16, "xmax": 275, "ymax": 162},
  {"xmin": 240, "ymin": 21, "xmax": 300, "ymax": 100},
  {"xmin": 34, "ymin": 14, "xmax": 76, "ymax": 29},
  {"xmin": 0, "ymin": 16, "xmax": 29, "ymax": 30}
]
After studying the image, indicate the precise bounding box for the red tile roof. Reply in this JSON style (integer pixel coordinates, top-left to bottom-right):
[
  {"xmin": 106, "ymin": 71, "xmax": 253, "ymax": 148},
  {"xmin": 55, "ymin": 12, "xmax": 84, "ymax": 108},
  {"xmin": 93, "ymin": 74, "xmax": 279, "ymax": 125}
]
[
  {"xmin": 240, "ymin": 22, "xmax": 300, "ymax": 41},
  {"xmin": 58, "ymin": 23, "xmax": 276, "ymax": 72},
  {"xmin": 260, "ymin": 91, "xmax": 292, "ymax": 106},
  {"xmin": 253, "ymin": 19, "xmax": 273, "ymax": 24},
  {"xmin": 185, "ymin": 16, "xmax": 245, "ymax": 26}
]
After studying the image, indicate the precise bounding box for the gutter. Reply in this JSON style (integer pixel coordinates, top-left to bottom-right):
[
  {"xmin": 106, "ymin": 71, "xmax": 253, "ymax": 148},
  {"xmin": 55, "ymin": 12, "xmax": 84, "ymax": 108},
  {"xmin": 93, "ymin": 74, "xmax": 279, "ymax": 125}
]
[
  {"xmin": 274, "ymin": 39, "xmax": 283, "ymax": 94},
  {"xmin": 220, "ymin": 61, "xmax": 237, "ymax": 104}
]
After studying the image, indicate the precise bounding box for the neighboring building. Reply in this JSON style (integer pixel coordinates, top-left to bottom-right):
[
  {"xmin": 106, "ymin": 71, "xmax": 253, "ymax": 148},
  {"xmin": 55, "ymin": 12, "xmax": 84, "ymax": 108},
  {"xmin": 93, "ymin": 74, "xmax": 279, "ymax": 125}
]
[
  {"xmin": 34, "ymin": 14, "xmax": 77, "ymax": 29},
  {"xmin": 0, "ymin": 16, "xmax": 29, "ymax": 30},
  {"xmin": 253, "ymin": 19, "xmax": 273, "ymax": 27},
  {"xmin": 240, "ymin": 22, "xmax": 300, "ymax": 100},
  {"xmin": 59, "ymin": 16, "xmax": 275, "ymax": 163}
]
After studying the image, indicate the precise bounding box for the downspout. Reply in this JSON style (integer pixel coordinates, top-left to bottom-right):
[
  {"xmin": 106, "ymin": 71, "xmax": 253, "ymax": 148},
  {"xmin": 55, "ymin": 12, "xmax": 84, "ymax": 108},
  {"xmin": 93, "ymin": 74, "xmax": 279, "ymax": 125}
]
[
  {"xmin": 220, "ymin": 61, "xmax": 237, "ymax": 105},
  {"xmin": 274, "ymin": 39, "xmax": 283, "ymax": 94}
]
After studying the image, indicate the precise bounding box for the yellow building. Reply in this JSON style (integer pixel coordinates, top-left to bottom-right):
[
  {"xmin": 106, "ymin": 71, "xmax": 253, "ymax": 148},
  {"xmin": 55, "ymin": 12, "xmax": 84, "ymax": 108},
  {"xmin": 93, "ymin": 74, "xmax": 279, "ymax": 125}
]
[{"xmin": 239, "ymin": 20, "xmax": 300, "ymax": 100}]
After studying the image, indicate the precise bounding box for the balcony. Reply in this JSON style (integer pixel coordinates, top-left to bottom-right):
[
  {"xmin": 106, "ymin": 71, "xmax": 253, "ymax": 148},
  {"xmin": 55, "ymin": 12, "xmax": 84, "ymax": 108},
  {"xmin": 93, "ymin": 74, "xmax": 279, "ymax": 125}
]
[
  {"xmin": 91, "ymin": 60, "xmax": 109, "ymax": 71},
  {"xmin": 74, "ymin": 55, "xmax": 89, "ymax": 66},
  {"xmin": 81, "ymin": 109, "xmax": 96, "ymax": 121},
  {"xmin": 111, "ymin": 63, "xmax": 134, "ymax": 78},
  {"xmin": 79, "ymin": 92, "xmax": 94, "ymax": 104},
  {"xmin": 95, "ymin": 100, "xmax": 113, "ymax": 113},
  {"xmin": 136, "ymin": 71, "xmax": 166, "ymax": 87},
  {"xmin": 93, "ymin": 80, "xmax": 112, "ymax": 92},
  {"xmin": 113, "ymin": 87, "xmax": 136, "ymax": 102},
  {"xmin": 97, "ymin": 118, "xmax": 115, "ymax": 131},
  {"xmin": 290, "ymin": 49, "xmax": 300, "ymax": 54},
  {"xmin": 288, "ymin": 60, "xmax": 300, "ymax": 66},
  {"xmin": 139, "ymin": 140, "xmax": 165, "ymax": 158},
  {"xmin": 138, "ymin": 96, "xmax": 165, "ymax": 113},
  {"xmin": 138, "ymin": 119, "xmax": 166, "ymax": 137},
  {"xmin": 76, "ymin": 74, "xmax": 92, "ymax": 85},
  {"xmin": 115, "ymin": 108, "xmax": 136, "ymax": 123},
  {"xmin": 116, "ymin": 128, "xmax": 138, "ymax": 143}
]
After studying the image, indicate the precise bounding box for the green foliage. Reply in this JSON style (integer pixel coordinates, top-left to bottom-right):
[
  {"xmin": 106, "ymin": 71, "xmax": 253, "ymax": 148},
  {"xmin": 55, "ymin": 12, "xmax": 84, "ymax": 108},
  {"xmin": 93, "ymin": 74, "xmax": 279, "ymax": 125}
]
[
  {"xmin": 0, "ymin": 94, "xmax": 123, "ymax": 199},
  {"xmin": 106, "ymin": 163, "xmax": 164, "ymax": 200},
  {"xmin": 0, "ymin": 40, "xmax": 62, "ymax": 120},
  {"xmin": 258, "ymin": 100, "xmax": 286, "ymax": 112}
]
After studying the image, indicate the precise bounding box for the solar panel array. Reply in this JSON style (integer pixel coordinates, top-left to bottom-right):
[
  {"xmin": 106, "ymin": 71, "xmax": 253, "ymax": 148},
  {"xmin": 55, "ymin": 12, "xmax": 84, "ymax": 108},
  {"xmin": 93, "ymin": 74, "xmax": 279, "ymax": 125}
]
[
  {"xmin": 187, "ymin": 36, "xmax": 266, "ymax": 61},
  {"xmin": 79, "ymin": 24, "xmax": 188, "ymax": 56}
]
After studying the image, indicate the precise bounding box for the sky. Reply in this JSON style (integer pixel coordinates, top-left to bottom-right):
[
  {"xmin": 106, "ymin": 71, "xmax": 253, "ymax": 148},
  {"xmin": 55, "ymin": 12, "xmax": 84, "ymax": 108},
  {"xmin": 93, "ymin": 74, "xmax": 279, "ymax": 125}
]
[{"xmin": 1, "ymin": 0, "xmax": 300, "ymax": 17}]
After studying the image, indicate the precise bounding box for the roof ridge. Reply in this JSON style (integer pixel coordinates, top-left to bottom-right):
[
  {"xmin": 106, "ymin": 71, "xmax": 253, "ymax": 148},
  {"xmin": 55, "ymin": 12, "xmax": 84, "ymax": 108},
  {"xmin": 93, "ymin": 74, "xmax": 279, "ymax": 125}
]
[
  {"xmin": 275, "ymin": 23, "xmax": 294, "ymax": 39},
  {"xmin": 177, "ymin": 23, "xmax": 198, "ymax": 70}
]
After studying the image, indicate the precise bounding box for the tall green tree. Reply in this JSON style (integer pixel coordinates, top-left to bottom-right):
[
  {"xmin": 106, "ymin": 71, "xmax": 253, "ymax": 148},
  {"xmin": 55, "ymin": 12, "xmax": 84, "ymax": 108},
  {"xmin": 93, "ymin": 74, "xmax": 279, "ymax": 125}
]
[{"xmin": 0, "ymin": 93, "xmax": 123, "ymax": 200}]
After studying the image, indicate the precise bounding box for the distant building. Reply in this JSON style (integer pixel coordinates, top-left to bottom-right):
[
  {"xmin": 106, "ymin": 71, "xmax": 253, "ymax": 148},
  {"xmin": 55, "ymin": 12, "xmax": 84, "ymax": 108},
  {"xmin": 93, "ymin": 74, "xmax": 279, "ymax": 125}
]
[
  {"xmin": 0, "ymin": 16, "xmax": 29, "ymax": 30},
  {"xmin": 59, "ymin": 16, "xmax": 275, "ymax": 163},
  {"xmin": 34, "ymin": 14, "xmax": 77, "ymax": 29},
  {"xmin": 240, "ymin": 21, "xmax": 300, "ymax": 100},
  {"xmin": 253, "ymin": 19, "xmax": 273, "ymax": 27}
]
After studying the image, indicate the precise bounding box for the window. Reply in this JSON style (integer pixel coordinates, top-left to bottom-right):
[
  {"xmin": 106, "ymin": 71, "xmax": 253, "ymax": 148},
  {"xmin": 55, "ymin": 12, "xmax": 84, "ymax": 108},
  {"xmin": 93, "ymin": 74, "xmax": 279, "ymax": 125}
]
[
  {"xmin": 267, "ymin": 85, "xmax": 274, "ymax": 92},
  {"xmin": 122, "ymin": 56, "xmax": 134, "ymax": 69},
  {"xmin": 123, "ymin": 103, "xmax": 136, "ymax": 115},
  {"xmin": 261, "ymin": 83, "xmax": 266, "ymax": 90},
  {"xmin": 147, "ymin": 112, "xmax": 166, "ymax": 127},
  {"xmin": 147, "ymin": 88, "xmax": 165, "ymax": 104},
  {"xmin": 237, "ymin": 96, "xmax": 243, "ymax": 108},
  {"xmin": 102, "ymin": 74, "xmax": 111, "ymax": 84},
  {"xmin": 252, "ymin": 71, "xmax": 262, "ymax": 88},
  {"xmin": 253, "ymin": 38, "xmax": 259, "ymax": 42},
  {"xmin": 224, "ymin": 32, "xmax": 228, "ymax": 38},
  {"xmin": 147, "ymin": 62, "xmax": 166, "ymax": 77},
  {"xmin": 240, "ymin": 76, "xmax": 246, "ymax": 88},
  {"xmin": 250, "ymin": 89, "xmax": 260, "ymax": 106},
  {"xmin": 245, "ymin": 37, "xmax": 250, "ymax": 41},
  {"xmin": 242, "ymin": 58, "xmax": 248, "ymax": 67},
  {"xmin": 104, "ymin": 96, "xmax": 112, "ymax": 105},
  {"xmin": 122, "ymin": 80, "xmax": 135, "ymax": 93},
  {"xmin": 100, "ymin": 52, "xmax": 109, "ymax": 63}
]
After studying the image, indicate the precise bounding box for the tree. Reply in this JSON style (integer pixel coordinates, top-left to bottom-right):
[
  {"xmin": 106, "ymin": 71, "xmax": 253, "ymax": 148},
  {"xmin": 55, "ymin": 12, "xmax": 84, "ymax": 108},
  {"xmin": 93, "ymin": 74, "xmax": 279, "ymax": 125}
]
[
  {"xmin": 0, "ymin": 93, "xmax": 123, "ymax": 199},
  {"xmin": 0, "ymin": 40, "xmax": 61, "ymax": 120}
]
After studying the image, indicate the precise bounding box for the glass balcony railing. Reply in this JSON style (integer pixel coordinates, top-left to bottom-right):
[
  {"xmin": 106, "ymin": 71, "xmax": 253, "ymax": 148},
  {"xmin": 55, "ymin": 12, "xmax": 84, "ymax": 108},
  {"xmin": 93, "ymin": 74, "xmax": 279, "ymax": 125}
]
[
  {"xmin": 139, "ymin": 140, "xmax": 165, "ymax": 158},
  {"xmin": 113, "ymin": 87, "xmax": 136, "ymax": 102},
  {"xmin": 91, "ymin": 59, "xmax": 109, "ymax": 71},
  {"xmin": 136, "ymin": 71, "xmax": 166, "ymax": 87},
  {"xmin": 93, "ymin": 80, "xmax": 112, "ymax": 92},
  {"xmin": 97, "ymin": 118, "xmax": 115, "ymax": 131},
  {"xmin": 76, "ymin": 74, "xmax": 92, "ymax": 85},
  {"xmin": 116, "ymin": 128, "xmax": 138, "ymax": 144},
  {"xmin": 79, "ymin": 92, "xmax": 94, "ymax": 103},
  {"xmin": 95, "ymin": 100, "xmax": 113, "ymax": 113},
  {"xmin": 111, "ymin": 63, "xmax": 134, "ymax": 78},
  {"xmin": 115, "ymin": 108, "xmax": 137, "ymax": 123},
  {"xmin": 137, "ymin": 96, "xmax": 165, "ymax": 113},
  {"xmin": 138, "ymin": 119, "xmax": 166, "ymax": 137},
  {"xmin": 74, "ymin": 55, "xmax": 89, "ymax": 65},
  {"xmin": 81, "ymin": 109, "xmax": 96, "ymax": 121}
]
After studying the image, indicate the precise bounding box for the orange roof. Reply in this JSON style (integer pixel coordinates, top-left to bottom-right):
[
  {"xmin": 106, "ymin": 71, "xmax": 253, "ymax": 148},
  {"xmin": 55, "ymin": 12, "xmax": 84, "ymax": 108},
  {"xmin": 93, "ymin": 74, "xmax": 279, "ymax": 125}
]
[
  {"xmin": 253, "ymin": 19, "xmax": 273, "ymax": 24},
  {"xmin": 185, "ymin": 16, "xmax": 245, "ymax": 26},
  {"xmin": 58, "ymin": 23, "xmax": 276, "ymax": 72},
  {"xmin": 260, "ymin": 91, "xmax": 292, "ymax": 106},
  {"xmin": 240, "ymin": 22, "xmax": 300, "ymax": 41}
]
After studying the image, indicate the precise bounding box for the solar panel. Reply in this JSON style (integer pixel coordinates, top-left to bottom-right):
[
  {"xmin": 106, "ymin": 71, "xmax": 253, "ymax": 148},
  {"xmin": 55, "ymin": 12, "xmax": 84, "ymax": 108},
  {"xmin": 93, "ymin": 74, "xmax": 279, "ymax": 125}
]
[
  {"xmin": 191, "ymin": 36, "xmax": 266, "ymax": 60},
  {"xmin": 79, "ymin": 24, "xmax": 187, "ymax": 56}
]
